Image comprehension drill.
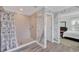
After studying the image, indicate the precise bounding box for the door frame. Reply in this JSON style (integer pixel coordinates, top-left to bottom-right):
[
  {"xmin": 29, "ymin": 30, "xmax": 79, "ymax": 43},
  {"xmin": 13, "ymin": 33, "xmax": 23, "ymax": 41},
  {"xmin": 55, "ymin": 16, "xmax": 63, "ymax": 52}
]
[{"xmin": 45, "ymin": 12, "xmax": 54, "ymax": 43}]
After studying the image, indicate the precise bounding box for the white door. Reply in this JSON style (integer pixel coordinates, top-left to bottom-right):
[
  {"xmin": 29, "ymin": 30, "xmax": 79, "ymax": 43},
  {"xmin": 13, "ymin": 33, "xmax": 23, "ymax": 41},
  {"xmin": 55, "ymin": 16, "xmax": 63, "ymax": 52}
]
[{"xmin": 46, "ymin": 14, "xmax": 54, "ymax": 42}]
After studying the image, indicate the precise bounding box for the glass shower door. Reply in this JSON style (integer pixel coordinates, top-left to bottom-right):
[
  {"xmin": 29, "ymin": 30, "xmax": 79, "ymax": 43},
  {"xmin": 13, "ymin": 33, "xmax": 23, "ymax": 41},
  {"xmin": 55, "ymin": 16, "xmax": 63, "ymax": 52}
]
[{"xmin": 36, "ymin": 9, "xmax": 47, "ymax": 48}]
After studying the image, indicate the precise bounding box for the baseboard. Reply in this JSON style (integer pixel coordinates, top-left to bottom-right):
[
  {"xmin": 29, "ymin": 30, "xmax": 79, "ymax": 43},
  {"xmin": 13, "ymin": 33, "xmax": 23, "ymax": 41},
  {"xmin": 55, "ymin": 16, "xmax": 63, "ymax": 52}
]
[
  {"xmin": 52, "ymin": 40, "xmax": 60, "ymax": 44},
  {"xmin": 35, "ymin": 41, "xmax": 46, "ymax": 49},
  {"xmin": 6, "ymin": 41, "xmax": 36, "ymax": 52},
  {"xmin": 64, "ymin": 37, "xmax": 79, "ymax": 42},
  {"xmin": 6, "ymin": 40, "xmax": 47, "ymax": 52}
]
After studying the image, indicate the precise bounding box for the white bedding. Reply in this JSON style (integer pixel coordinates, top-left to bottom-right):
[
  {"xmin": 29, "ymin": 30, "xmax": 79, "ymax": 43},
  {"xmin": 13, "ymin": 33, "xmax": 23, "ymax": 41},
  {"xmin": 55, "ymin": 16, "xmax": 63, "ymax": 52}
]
[{"xmin": 63, "ymin": 31, "xmax": 79, "ymax": 39}]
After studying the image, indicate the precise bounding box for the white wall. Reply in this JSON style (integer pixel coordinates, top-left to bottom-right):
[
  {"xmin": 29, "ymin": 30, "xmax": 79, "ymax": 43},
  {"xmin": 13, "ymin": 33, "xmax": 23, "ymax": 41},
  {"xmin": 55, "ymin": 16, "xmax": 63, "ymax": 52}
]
[
  {"xmin": 14, "ymin": 13, "xmax": 31, "ymax": 45},
  {"xmin": 30, "ymin": 13, "xmax": 37, "ymax": 40},
  {"xmin": 59, "ymin": 11, "xmax": 79, "ymax": 31}
]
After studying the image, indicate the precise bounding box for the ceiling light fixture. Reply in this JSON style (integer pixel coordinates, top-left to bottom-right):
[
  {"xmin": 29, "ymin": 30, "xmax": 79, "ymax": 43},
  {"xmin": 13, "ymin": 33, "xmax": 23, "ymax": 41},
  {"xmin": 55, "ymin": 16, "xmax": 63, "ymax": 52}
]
[{"xmin": 19, "ymin": 8, "xmax": 23, "ymax": 11}]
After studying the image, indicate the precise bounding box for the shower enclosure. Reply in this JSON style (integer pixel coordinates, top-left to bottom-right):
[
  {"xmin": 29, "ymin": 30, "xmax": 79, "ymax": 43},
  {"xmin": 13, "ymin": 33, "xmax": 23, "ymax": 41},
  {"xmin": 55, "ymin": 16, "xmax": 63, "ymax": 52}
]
[
  {"xmin": 36, "ymin": 7, "xmax": 60, "ymax": 48},
  {"xmin": 0, "ymin": 6, "xmax": 60, "ymax": 52},
  {"xmin": 36, "ymin": 8, "xmax": 47, "ymax": 48}
]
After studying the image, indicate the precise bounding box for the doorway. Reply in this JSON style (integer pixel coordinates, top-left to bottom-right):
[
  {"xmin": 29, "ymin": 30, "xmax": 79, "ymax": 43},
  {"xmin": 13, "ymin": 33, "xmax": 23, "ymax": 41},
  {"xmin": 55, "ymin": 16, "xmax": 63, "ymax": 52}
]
[{"xmin": 46, "ymin": 13, "xmax": 54, "ymax": 44}]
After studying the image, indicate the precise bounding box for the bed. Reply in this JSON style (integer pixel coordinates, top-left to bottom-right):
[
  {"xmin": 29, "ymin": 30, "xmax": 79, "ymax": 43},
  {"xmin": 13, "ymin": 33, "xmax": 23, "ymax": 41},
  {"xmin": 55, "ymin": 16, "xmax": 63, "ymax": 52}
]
[{"xmin": 63, "ymin": 31, "xmax": 79, "ymax": 40}]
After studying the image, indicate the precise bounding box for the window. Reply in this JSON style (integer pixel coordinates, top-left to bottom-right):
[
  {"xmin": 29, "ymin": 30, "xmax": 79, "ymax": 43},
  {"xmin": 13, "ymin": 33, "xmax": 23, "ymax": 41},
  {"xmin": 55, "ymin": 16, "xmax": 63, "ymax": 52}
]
[
  {"xmin": 72, "ymin": 20, "xmax": 79, "ymax": 25},
  {"xmin": 72, "ymin": 20, "xmax": 76, "ymax": 25},
  {"xmin": 71, "ymin": 20, "xmax": 79, "ymax": 31}
]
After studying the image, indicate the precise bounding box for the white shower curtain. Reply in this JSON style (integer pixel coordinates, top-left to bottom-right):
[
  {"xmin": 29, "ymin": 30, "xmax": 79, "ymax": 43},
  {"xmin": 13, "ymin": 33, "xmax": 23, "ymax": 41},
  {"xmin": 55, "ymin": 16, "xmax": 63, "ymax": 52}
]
[{"xmin": 1, "ymin": 12, "xmax": 17, "ymax": 52}]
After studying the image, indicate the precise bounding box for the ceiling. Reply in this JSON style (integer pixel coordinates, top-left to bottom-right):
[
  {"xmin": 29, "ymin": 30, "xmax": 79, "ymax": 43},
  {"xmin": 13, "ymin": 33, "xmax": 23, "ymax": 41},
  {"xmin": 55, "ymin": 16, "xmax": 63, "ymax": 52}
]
[
  {"xmin": 3, "ymin": 6, "xmax": 74, "ymax": 16},
  {"xmin": 45, "ymin": 6, "xmax": 71, "ymax": 12},
  {"xmin": 3, "ymin": 6, "xmax": 43, "ymax": 16}
]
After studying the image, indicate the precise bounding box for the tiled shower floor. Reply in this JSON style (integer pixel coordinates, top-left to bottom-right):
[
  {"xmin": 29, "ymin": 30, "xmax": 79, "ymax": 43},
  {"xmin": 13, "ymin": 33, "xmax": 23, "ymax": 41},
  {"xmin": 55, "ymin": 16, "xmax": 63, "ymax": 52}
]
[{"xmin": 15, "ymin": 39, "xmax": 79, "ymax": 52}]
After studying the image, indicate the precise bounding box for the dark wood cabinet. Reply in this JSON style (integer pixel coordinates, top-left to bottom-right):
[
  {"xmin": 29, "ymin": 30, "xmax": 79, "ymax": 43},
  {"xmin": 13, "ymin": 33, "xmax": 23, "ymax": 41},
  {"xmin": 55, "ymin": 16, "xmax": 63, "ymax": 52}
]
[{"xmin": 60, "ymin": 27, "xmax": 67, "ymax": 38}]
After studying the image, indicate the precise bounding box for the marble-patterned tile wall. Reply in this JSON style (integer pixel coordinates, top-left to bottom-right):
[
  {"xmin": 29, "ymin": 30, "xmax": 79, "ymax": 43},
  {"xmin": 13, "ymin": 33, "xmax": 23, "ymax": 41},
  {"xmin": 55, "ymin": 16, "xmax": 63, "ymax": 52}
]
[
  {"xmin": 0, "ymin": 12, "xmax": 1, "ymax": 51},
  {"xmin": 1, "ymin": 12, "xmax": 17, "ymax": 52},
  {"xmin": 53, "ymin": 13, "xmax": 60, "ymax": 43}
]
